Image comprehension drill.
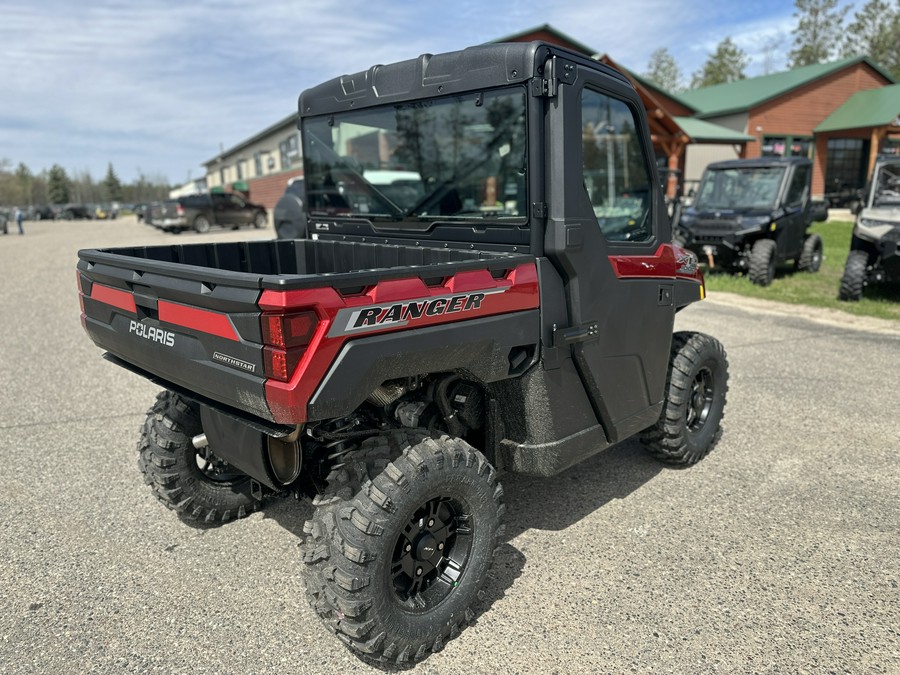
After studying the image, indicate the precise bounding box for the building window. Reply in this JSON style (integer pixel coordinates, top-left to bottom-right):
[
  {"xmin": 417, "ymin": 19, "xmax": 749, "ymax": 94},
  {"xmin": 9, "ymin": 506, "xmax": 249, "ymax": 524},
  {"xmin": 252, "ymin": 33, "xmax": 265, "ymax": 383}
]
[
  {"xmin": 581, "ymin": 88, "xmax": 653, "ymax": 243},
  {"xmin": 279, "ymin": 133, "xmax": 301, "ymax": 170},
  {"xmin": 761, "ymin": 135, "xmax": 812, "ymax": 158},
  {"xmin": 236, "ymin": 160, "xmax": 244, "ymax": 180},
  {"xmin": 219, "ymin": 166, "xmax": 227, "ymax": 184},
  {"xmin": 825, "ymin": 138, "xmax": 869, "ymax": 202},
  {"xmin": 254, "ymin": 152, "xmax": 263, "ymax": 177}
]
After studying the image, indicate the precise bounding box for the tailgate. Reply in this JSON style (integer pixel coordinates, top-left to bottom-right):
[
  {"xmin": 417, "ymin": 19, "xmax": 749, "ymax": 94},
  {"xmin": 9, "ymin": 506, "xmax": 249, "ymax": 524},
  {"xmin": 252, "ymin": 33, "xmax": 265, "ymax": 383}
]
[
  {"xmin": 77, "ymin": 239, "xmax": 539, "ymax": 425},
  {"xmin": 77, "ymin": 258, "xmax": 272, "ymax": 420},
  {"xmin": 147, "ymin": 202, "xmax": 179, "ymax": 223}
]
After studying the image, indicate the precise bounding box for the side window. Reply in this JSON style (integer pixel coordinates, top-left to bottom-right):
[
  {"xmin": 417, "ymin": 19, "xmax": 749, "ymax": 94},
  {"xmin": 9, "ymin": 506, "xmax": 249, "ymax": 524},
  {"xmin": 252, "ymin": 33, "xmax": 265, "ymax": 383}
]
[
  {"xmin": 581, "ymin": 88, "xmax": 653, "ymax": 242},
  {"xmin": 786, "ymin": 165, "xmax": 810, "ymax": 207}
]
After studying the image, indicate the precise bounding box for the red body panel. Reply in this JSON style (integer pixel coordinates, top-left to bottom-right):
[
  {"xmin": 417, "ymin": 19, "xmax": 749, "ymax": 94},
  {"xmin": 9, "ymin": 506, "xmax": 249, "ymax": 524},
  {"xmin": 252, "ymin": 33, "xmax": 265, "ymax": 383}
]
[
  {"xmin": 259, "ymin": 263, "xmax": 540, "ymax": 424},
  {"xmin": 157, "ymin": 301, "xmax": 239, "ymax": 341},
  {"xmin": 89, "ymin": 283, "xmax": 137, "ymax": 314},
  {"xmin": 608, "ymin": 243, "xmax": 704, "ymax": 284}
]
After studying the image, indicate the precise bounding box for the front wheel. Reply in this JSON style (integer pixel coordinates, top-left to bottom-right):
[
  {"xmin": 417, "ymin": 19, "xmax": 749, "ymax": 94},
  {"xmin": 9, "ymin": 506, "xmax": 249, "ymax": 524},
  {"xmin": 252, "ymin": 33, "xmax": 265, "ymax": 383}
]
[
  {"xmin": 302, "ymin": 431, "xmax": 504, "ymax": 663},
  {"xmin": 838, "ymin": 250, "xmax": 868, "ymax": 301},
  {"xmin": 137, "ymin": 390, "xmax": 259, "ymax": 523},
  {"xmin": 641, "ymin": 332, "xmax": 728, "ymax": 465},
  {"xmin": 748, "ymin": 238, "xmax": 777, "ymax": 286}
]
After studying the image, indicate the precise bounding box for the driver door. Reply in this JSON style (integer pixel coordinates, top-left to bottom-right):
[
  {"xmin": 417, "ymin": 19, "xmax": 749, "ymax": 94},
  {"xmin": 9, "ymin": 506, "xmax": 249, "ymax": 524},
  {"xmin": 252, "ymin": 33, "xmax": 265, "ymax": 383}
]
[{"xmin": 544, "ymin": 60, "xmax": 676, "ymax": 443}]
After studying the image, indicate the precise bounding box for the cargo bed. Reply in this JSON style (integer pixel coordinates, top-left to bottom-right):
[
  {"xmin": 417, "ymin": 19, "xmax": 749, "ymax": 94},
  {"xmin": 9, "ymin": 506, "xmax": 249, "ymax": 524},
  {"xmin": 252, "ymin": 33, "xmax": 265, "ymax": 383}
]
[{"xmin": 77, "ymin": 238, "xmax": 538, "ymax": 424}]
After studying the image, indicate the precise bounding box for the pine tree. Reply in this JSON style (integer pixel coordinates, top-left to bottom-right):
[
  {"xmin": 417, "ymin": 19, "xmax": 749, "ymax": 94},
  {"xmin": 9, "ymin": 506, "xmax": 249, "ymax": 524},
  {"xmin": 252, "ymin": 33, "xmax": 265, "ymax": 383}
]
[
  {"xmin": 103, "ymin": 162, "xmax": 123, "ymax": 202},
  {"xmin": 47, "ymin": 164, "xmax": 71, "ymax": 204},
  {"xmin": 690, "ymin": 38, "xmax": 749, "ymax": 89},
  {"xmin": 788, "ymin": 0, "xmax": 850, "ymax": 67},
  {"xmin": 842, "ymin": 0, "xmax": 900, "ymax": 79},
  {"xmin": 643, "ymin": 48, "xmax": 684, "ymax": 93}
]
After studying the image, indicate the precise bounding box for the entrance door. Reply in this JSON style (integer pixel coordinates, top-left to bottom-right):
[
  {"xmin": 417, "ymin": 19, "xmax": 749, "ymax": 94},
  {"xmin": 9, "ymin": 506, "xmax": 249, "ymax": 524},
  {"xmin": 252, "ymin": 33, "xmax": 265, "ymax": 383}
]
[{"xmin": 544, "ymin": 59, "xmax": 676, "ymax": 443}]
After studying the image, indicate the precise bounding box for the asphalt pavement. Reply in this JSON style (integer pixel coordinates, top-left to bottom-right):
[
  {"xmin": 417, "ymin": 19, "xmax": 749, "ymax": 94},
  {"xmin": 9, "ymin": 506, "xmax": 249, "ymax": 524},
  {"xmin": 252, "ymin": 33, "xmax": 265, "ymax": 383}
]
[{"xmin": 1, "ymin": 218, "xmax": 897, "ymax": 674}]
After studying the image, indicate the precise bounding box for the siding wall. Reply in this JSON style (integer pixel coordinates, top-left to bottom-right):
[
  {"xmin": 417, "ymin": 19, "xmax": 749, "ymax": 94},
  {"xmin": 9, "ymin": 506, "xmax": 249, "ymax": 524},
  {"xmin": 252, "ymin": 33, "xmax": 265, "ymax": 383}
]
[{"xmin": 247, "ymin": 169, "xmax": 304, "ymax": 223}]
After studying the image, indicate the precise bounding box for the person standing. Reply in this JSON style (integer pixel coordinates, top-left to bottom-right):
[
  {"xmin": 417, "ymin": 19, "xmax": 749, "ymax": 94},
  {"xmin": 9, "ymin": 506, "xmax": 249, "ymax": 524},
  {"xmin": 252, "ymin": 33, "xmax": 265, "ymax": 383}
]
[{"xmin": 14, "ymin": 206, "xmax": 24, "ymax": 234}]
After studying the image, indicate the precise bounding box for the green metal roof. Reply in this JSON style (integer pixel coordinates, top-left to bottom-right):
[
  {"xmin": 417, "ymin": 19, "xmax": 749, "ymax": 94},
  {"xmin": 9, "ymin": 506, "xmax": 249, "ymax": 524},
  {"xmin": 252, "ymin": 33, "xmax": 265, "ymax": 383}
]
[
  {"xmin": 680, "ymin": 56, "xmax": 894, "ymax": 118},
  {"xmin": 815, "ymin": 83, "xmax": 900, "ymax": 132},
  {"xmin": 621, "ymin": 70, "xmax": 698, "ymax": 113},
  {"xmin": 673, "ymin": 116, "xmax": 754, "ymax": 142}
]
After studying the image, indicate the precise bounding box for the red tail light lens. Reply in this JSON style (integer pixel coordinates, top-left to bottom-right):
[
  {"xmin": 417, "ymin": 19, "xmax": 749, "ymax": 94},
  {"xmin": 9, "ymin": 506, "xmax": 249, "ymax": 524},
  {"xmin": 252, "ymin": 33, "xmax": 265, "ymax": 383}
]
[
  {"xmin": 176, "ymin": 203, "xmax": 184, "ymax": 216},
  {"xmin": 262, "ymin": 311, "xmax": 318, "ymax": 349},
  {"xmin": 261, "ymin": 311, "xmax": 319, "ymax": 381}
]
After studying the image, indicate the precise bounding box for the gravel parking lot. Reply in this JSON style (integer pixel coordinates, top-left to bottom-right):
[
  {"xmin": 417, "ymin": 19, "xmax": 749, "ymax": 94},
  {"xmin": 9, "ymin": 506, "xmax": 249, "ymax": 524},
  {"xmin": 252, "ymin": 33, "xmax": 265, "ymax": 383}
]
[{"xmin": 1, "ymin": 217, "xmax": 898, "ymax": 673}]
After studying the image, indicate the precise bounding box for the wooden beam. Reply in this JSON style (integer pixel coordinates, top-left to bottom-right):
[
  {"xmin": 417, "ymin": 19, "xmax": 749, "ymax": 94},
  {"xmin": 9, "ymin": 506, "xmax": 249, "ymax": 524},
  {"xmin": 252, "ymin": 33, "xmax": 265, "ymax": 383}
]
[{"xmin": 869, "ymin": 127, "xmax": 887, "ymax": 178}]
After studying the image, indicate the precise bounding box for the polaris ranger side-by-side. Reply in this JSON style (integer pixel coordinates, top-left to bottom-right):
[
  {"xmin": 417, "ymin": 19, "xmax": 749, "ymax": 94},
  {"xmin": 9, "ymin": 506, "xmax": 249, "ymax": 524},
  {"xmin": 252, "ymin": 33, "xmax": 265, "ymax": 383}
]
[
  {"xmin": 676, "ymin": 157, "xmax": 828, "ymax": 286},
  {"xmin": 839, "ymin": 156, "xmax": 900, "ymax": 300},
  {"xmin": 77, "ymin": 42, "xmax": 728, "ymax": 664}
]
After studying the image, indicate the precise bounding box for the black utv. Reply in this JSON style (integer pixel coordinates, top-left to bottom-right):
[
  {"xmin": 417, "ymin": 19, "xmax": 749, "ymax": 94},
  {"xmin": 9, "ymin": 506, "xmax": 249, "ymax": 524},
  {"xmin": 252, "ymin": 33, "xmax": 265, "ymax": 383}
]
[
  {"xmin": 676, "ymin": 157, "xmax": 828, "ymax": 286},
  {"xmin": 839, "ymin": 156, "xmax": 900, "ymax": 301}
]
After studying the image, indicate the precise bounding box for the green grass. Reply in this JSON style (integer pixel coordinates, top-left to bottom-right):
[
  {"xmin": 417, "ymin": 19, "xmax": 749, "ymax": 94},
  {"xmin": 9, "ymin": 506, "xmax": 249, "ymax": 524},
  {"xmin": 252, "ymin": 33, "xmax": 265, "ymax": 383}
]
[{"xmin": 702, "ymin": 220, "xmax": 900, "ymax": 322}]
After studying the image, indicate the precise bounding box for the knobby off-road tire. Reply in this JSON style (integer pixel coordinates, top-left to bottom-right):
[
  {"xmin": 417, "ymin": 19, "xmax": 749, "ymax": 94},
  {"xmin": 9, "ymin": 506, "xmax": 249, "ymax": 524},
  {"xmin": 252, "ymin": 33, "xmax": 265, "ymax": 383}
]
[
  {"xmin": 641, "ymin": 331, "xmax": 728, "ymax": 465},
  {"xmin": 838, "ymin": 250, "xmax": 868, "ymax": 301},
  {"xmin": 302, "ymin": 430, "xmax": 504, "ymax": 664},
  {"xmin": 797, "ymin": 233, "xmax": 823, "ymax": 272},
  {"xmin": 748, "ymin": 238, "xmax": 777, "ymax": 286},
  {"xmin": 137, "ymin": 390, "xmax": 259, "ymax": 523}
]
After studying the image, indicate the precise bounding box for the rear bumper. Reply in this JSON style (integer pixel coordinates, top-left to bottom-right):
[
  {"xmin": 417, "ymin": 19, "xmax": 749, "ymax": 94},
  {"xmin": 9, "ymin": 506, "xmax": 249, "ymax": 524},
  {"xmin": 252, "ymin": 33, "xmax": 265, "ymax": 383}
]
[{"xmin": 147, "ymin": 217, "xmax": 188, "ymax": 229}]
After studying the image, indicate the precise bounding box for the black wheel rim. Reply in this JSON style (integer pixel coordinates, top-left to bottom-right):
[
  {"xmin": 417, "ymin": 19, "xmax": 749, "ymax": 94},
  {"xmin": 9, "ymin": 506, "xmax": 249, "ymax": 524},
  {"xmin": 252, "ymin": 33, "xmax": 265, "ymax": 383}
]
[
  {"xmin": 194, "ymin": 447, "xmax": 244, "ymax": 483},
  {"xmin": 686, "ymin": 366, "xmax": 715, "ymax": 432},
  {"xmin": 390, "ymin": 496, "xmax": 473, "ymax": 612}
]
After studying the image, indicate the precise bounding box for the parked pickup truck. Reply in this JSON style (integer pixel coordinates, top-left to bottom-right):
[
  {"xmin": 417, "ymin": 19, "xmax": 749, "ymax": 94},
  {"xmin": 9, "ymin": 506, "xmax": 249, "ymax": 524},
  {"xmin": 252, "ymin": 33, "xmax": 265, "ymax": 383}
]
[
  {"xmin": 78, "ymin": 41, "xmax": 728, "ymax": 664},
  {"xmin": 676, "ymin": 157, "xmax": 828, "ymax": 285},
  {"xmin": 145, "ymin": 192, "xmax": 268, "ymax": 233}
]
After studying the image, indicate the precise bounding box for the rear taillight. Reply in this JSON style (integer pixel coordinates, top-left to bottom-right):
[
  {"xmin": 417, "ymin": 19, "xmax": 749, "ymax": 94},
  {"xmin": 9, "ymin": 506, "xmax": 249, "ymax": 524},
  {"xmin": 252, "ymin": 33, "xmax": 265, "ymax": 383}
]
[
  {"xmin": 176, "ymin": 203, "xmax": 184, "ymax": 216},
  {"xmin": 261, "ymin": 311, "xmax": 318, "ymax": 381}
]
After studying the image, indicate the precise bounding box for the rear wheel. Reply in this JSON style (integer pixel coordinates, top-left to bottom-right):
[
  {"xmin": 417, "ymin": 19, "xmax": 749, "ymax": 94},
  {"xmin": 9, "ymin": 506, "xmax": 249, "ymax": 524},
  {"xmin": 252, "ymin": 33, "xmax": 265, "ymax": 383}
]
[
  {"xmin": 641, "ymin": 332, "xmax": 728, "ymax": 465},
  {"xmin": 748, "ymin": 238, "xmax": 777, "ymax": 286},
  {"xmin": 193, "ymin": 215, "xmax": 211, "ymax": 233},
  {"xmin": 253, "ymin": 211, "xmax": 267, "ymax": 229},
  {"xmin": 137, "ymin": 390, "xmax": 259, "ymax": 523},
  {"xmin": 302, "ymin": 431, "xmax": 504, "ymax": 663},
  {"xmin": 797, "ymin": 233, "xmax": 823, "ymax": 272},
  {"xmin": 838, "ymin": 250, "xmax": 868, "ymax": 301}
]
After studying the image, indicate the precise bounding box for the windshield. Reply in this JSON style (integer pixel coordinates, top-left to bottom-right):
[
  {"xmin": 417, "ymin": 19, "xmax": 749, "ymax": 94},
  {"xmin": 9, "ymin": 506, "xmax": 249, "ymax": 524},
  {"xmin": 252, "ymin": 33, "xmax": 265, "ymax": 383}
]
[
  {"xmin": 871, "ymin": 161, "xmax": 900, "ymax": 207},
  {"xmin": 695, "ymin": 166, "xmax": 786, "ymax": 210},
  {"xmin": 302, "ymin": 88, "xmax": 527, "ymax": 224}
]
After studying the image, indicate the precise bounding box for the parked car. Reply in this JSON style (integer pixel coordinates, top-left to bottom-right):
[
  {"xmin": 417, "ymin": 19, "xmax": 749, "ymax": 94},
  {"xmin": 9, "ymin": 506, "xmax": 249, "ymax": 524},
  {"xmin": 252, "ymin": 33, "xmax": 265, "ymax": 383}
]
[
  {"xmin": 133, "ymin": 203, "xmax": 149, "ymax": 222},
  {"xmin": 27, "ymin": 205, "xmax": 56, "ymax": 221},
  {"xmin": 839, "ymin": 156, "xmax": 900, "ymax": 300},
  {"xmin": 59, "ymin": 204, "xmax": 94, "ymax": 220},
  {"xmin": 273, "ymin": 178, "xmax": 306, "ymax": 239},
  {"xmin": 675, "ymin": 157, "xmax": 828, "ymax": 286},
  {"xmin": 145, "ymin": 192, "xmax": 267, "ymax": 233}
]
